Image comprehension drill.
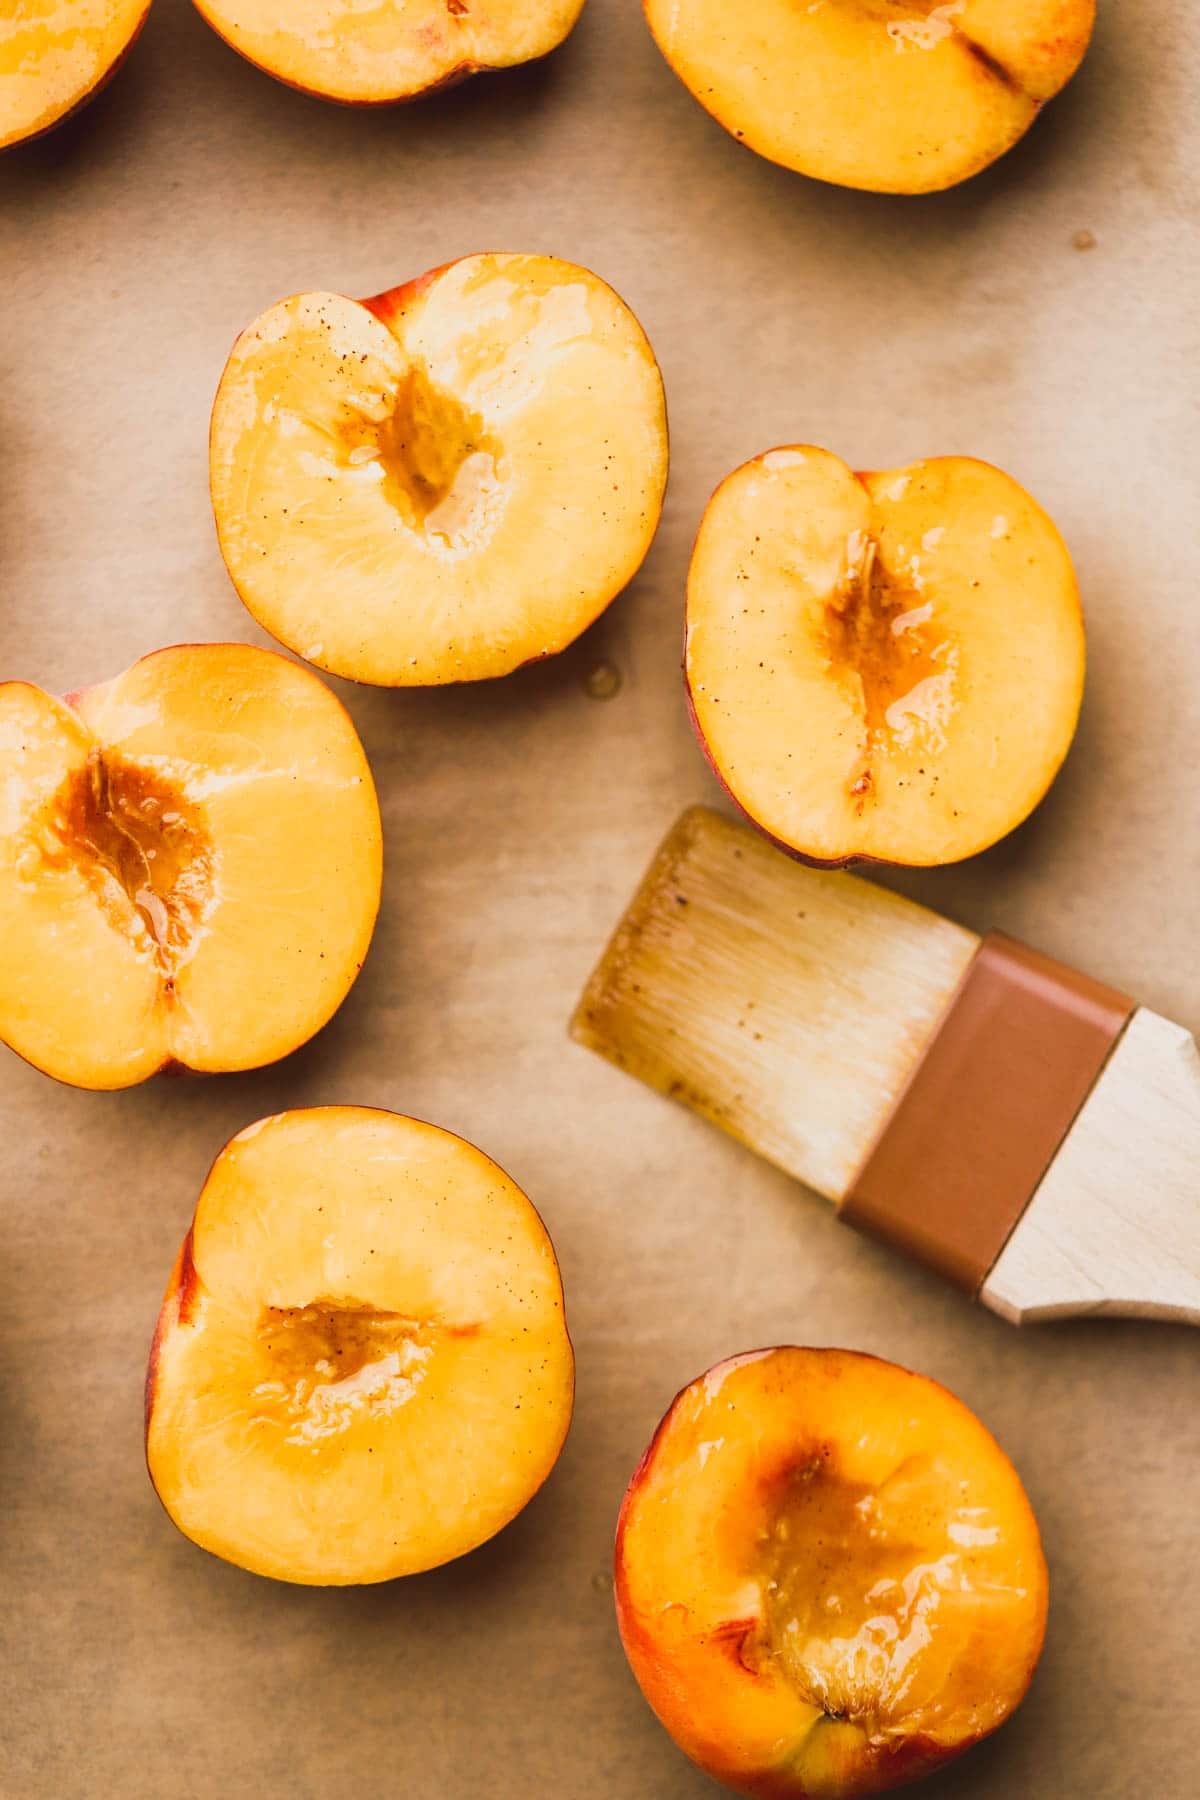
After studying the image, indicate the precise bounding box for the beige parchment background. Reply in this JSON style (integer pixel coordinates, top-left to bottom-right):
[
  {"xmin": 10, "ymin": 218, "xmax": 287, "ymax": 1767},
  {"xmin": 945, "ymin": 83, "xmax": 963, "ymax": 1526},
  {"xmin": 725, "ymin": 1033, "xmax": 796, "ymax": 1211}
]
[{"xmin": 1, "ymin": 1, "xmax": 1197, "ymax": 1794}]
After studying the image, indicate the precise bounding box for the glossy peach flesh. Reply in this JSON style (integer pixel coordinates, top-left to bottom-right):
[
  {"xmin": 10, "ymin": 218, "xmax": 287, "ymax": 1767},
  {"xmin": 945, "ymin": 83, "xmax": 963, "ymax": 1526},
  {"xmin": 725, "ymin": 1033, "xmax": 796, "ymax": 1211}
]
[
  {"xmin": 210, "ymin": 256, "xmax": 668, "ymax": 686},
  {"xmin": 685, "ymin": 449, "xmax": 1084, "ymax": 868},
  {"xmin": 145, "ymin": 1108, "xmax": 575, "ymax": 1584},
  {"xmin": 643, "ymin": 0, "xmax": 1096, "ymax": 194},
  {"xmin": 616, "ymin": 1349, "xmax": 1048, "ymax": 1796},
  {"xmin": 191, "ymin": 0, "xmax": 586, "ymax": 106},
  {"xmin": 0, "ymin": 0, "xmax": 150, "ymax": 152},
  {"xmin": 756, "ymin": 1450, "xmax": 965, "ymax": 1737},
  {"xmin": 821, "ymin": 533, "xmax": 956, "ymax": 807},
  {"xmin": 0, "ymin": 645, "xmax": 382, "ymax": 1088},
  {"xmin": 37, "ymin": 751, "xmax": 212, "ymax": 975},
  {"xmin": 366, "ymin": 367, "xmax": 502, "ymax": 541}
]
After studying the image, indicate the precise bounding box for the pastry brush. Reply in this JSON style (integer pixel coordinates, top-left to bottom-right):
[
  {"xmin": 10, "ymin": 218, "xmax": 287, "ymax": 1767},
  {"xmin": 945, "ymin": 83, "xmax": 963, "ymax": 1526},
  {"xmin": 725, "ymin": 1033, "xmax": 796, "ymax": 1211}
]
[{"xmin": 571, "ymin": 806, "xmax": 1199, "ymax": 1325}]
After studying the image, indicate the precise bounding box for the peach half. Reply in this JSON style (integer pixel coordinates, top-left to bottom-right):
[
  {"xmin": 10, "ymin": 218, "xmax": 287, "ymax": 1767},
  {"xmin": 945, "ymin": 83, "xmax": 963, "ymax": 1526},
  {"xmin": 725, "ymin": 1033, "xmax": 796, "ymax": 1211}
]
[
  {"xmin": 0, "ymin": 643, "xmax": 381, "ymax": 1089},
  {"xmin": 644, "ymin": 0, "xmax": 1095, "ymax": 193},
  {"xmin": 685, "ymin": 447, "xmax": 1084, "ymax": 867},
  {"xmin": 1, "ymin": 0, "xmax": 150, "ymax": 152},
  {"xmin": 210, "ymin": 253, "xmax": 669, "ymax": 685},
  {"xmin": 616, "ymin": 1348, "xmax": 1048, "ymax": 1798},
  {"xmin": 146, "ymin": 1108, "xmax": 574, "ymax": 1584},
  {"xmin": 192, "ymin": 0, "xmax": 585, "ymax": 107}
]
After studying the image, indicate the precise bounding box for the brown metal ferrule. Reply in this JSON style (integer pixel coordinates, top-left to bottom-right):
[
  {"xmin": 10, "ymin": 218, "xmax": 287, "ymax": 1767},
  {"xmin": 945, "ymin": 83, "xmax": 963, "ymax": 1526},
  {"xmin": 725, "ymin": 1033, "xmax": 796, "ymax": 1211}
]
[{"xmin": 838, "ymin": 932, "xmax": 1134, "ymax": 1295}]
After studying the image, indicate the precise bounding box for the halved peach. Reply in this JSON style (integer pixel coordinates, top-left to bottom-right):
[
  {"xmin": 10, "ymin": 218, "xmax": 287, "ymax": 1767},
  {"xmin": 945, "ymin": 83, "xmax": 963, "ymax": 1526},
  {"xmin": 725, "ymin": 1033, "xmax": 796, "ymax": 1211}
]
[
  {"xmin": 644, "ymin": 0, "xmax": 1095, "ymax": 193},
  {"xmin": 686, "ymin": 447, "xmax": 1084, "ymax": 867},
  {"xmin": 192, "ymin": 0, "xmax": 585, "ymax": 107},
  {"xmin": 210, "ymin": 253, "xmax": 669, "ymax": 685},
  {"xmin": 146, "ymin": 1107, "xmax": 574, "ymax": 1584},
  {"xmin": 0, "ymin": 643, "xmax": 381, "ymax": 1089},
  {"xmin": 1, "ymin": 0, "xmax": 150, "ymax": 151},
  {"xmin": 616, "ymin": 1347, "xmax": 1048, "ymax": 1798}
]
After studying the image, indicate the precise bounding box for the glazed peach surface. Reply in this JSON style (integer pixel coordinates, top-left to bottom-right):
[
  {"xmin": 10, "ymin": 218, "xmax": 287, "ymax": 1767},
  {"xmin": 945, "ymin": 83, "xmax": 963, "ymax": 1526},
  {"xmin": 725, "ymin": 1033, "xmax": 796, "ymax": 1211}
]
[
  {"xmin": 146, "ymin": 1108, "xmax": 574, "ymax": 1585},
  {"xmin": 210, "ymin": 253, "xmax": 669, "ymax": 686},
  {"xmin": 686, "ymin": 447, "xmax": 1084, "ymax": 868},
  {"xmin": 0, "ymin": 643, "xmax": 381, "ymax": 1089},
  {"xmin": 193, "ymin": 0, "xmax": 585, "ymax": 106},
  {"xmin": 616, "ymin": 1348, "xmax": 1047, "ymax": 1798},
  {"xmin": 0, "ymin": 0, "xmax": 150, "ymax": 151},
  {"xmin": 644, "ymin": 0, "xmax": 1095, "ymax": 193}
]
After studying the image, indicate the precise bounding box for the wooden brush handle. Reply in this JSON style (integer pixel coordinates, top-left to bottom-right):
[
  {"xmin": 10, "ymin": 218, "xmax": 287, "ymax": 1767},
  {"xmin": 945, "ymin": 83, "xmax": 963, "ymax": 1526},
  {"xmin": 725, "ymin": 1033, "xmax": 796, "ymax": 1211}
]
[{"xmin": 983, "ymin": 1008, "xmax": 1200, "ymax": 1325}]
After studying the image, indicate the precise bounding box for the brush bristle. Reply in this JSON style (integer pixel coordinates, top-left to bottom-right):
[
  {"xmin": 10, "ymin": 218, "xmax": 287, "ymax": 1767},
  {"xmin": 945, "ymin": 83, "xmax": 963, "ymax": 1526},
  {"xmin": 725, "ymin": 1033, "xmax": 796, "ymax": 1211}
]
[{"xmin": 570, "ymin": 807, "xmax": 976, "ymax": 1202}]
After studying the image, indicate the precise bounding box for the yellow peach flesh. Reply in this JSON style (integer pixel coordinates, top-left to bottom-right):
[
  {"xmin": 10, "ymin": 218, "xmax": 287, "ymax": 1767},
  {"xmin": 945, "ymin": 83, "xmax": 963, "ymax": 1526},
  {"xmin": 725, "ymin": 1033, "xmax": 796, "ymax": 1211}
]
[
  {"xmin": 616, "ymin": 1348, "xmax": 1048, "ymax": 1798},
  {"xmin": 192, "ymin": 0, "xmax": 586, "ymax": 105},
  {"xmin": 0, "ymin": 644, "xmax": 381, "ymax": 1088},
  {"xmin": 643, "ymin": 0, "xmax": 1096, "ymax": 193},
  {"xmin": 146, "ymin": 1108, "xmax": 575, "ymax": 1584},
  {"xmin": 0, "ymin": 0, "xmax": 150, "ymax": 152},
  {"xmin": 45, "ymin": 750, "xmax": 215, "ymax": 971},
  {"xmin": 209, "ymin": 254, "xmax": 669, "ymax": 685},
  {"xmin": 686, "ymin": 447, "xmax": 1084, "ymax": 867}
]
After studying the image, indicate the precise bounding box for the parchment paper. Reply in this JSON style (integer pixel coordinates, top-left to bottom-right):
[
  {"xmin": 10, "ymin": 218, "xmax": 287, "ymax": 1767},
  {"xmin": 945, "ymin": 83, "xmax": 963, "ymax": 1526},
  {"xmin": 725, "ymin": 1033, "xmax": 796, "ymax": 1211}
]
[{"xmin": 1, "ymin": 2, "xmax": 1197, "ymax": 1794}]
